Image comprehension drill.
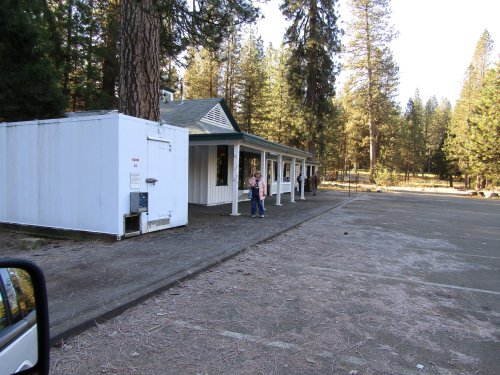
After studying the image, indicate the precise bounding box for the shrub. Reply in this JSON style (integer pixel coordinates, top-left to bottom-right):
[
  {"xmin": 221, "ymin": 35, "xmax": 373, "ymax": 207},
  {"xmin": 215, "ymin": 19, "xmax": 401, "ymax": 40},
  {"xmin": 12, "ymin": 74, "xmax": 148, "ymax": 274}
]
[{"xmin": 375, "ymin": 169, "xmax": 400, "ymax": 187}]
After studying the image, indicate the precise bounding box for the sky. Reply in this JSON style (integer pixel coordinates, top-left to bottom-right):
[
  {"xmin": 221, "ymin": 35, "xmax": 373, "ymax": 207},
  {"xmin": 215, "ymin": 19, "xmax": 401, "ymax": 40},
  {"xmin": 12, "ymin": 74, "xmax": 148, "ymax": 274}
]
[{"xmin": 256, "ymin": 0, "xmax": 500, "ymax": 107}]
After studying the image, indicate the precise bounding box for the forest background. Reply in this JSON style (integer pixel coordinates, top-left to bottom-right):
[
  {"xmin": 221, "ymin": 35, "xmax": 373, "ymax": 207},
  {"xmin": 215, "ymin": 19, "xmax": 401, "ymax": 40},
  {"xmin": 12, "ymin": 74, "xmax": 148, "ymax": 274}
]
[{"xmin": 1, "ymin": 0, "xmax": 498, "ymax": 189}]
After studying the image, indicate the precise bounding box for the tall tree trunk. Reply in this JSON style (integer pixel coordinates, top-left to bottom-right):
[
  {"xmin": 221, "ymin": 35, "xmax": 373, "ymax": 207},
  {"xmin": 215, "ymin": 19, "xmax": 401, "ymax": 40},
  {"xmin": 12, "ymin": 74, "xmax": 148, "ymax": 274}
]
[
  {"xmin": 63, "ymin": 0, "xmax": 74, "ymax": 100},
  {"xmin": 305, "ymin": 0, "xmax": 318, "ymax": 156},
  {"xmin": 84, "ymin": 0, "xmax": 95, "ymax": 108},
  {"xmin": 119, "ymin": 0, "xmax": 160, "ymax": 121},
  {"xmin": 427, "ymin": 149, "xmax": 432, "ymax": 173},
  {"xmin": 102, "ymin": 0, "xmax": 119, "ymax": 105},
  {"xmin": 364, "ymin": 3, "xmax": 376, "ymax": 183}
]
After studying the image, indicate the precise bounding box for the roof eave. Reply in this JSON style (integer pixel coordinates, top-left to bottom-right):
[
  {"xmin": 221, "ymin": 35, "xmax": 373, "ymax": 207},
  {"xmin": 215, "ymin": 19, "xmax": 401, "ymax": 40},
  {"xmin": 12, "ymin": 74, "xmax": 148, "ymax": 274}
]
[{"xmin": 189, "ymin": 132, "xmax": 309, "ymax": 159}]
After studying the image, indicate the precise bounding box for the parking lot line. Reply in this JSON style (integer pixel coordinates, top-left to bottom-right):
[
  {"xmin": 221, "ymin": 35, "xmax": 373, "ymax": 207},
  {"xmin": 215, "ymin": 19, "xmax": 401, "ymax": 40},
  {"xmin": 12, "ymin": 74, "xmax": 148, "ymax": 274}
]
[{"xmin": 310, "ymin": 266, "xmax": 500, "ymax": 296}]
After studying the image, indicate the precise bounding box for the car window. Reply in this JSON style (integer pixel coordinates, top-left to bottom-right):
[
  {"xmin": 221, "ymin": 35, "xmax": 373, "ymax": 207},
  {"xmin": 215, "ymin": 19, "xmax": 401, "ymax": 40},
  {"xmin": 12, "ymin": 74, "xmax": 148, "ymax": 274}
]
[
  {"xmin": 8, "ymin": 268, "xmax": 35, "ymax": 317},
  {"xmin": 0, "ymin": 267, "xmax": 36, "ymax": 337},
  {"xmin": 0, "ymin": 269, "xmax": 20, "ymax": 322}
]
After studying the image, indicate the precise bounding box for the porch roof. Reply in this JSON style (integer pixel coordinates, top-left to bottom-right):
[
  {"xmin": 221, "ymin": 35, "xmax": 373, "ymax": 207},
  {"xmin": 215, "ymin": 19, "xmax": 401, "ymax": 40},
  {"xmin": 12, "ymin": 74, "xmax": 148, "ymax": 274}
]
[{"xmin": 190, "ymin": 132, "xmax": 310, "ymax": 159}]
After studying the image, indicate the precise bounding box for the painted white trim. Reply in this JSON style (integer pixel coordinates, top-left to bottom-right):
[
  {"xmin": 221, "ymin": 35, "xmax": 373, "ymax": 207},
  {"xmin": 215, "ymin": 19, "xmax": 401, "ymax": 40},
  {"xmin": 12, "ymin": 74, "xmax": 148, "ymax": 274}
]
[
  {"xmin": 290, "ymin": 157, "xmax": 296, "ymax": 203},
  {"xmin": 201, "ymin": 104, "xmax": 233, "ymax": 129},
  {"xmin": 190, "ymin": 139, "xmax": 241, "ymax": 146},
  {"xmin": 275, "ymin": 154, "xmax": 282, "ymax": 206},
  {"xmin": 300, "ymin": 159, "xmax": 306, "ymax": 200},
  {"xmin": 231, "ymin": 143, "xmax": 241, "ymax": 216}
]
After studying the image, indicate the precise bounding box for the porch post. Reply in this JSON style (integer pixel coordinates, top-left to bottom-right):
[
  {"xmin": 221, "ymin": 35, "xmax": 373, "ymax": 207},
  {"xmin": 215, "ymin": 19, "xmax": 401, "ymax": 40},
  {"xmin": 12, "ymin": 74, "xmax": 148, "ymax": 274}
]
[
  {"xmin": 231, "ymin": 143, "xmax": 241, "ymax": 216},
  {"xmin": 261, "ymin": 150, "xmax": 267, "ymax": 208},
  {"xmin": 290, "ymin": 157, "xmax": 296, "ymax": 203},
  {"xmin": 300, "ymin": 159, "xmax": 306, "ymax": 200},
  {"xmin": 261, "ymin": 150, "xmax": 267, "ymax": 179},
  {"xmin": 276, "ymin": 154, "xmax": 282, "ymax": 206}
]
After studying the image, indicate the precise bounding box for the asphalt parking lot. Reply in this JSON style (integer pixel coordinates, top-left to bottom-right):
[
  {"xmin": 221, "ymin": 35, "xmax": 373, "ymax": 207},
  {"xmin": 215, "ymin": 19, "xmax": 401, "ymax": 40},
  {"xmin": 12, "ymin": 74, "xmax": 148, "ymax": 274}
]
[{"xmin": 47, "ymin": 191, "xmax": 500, "ymax": 374}]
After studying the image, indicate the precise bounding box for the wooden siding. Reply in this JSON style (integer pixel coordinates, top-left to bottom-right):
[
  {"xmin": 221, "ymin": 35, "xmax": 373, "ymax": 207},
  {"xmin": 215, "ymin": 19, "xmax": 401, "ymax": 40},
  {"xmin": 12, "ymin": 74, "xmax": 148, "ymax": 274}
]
[
  {"xmin": 188, "ymin": 146, "xmax": 209, "ymax": 204},
  {"xmin": 206, "ymin": 145, "xmax": 233, "ymax": 205}
]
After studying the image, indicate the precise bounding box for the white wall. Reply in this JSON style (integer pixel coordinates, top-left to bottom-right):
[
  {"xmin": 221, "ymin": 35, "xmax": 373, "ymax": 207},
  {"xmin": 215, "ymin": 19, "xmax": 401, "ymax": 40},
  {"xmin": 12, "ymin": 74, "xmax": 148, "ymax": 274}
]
[
  {"xmin": 207, "ymin": 145, "xmax": 233, "ymax": 205},
  {"xmin": 188, "ymin": 145, "xmax": 241, "ymax": 206},
  {"xmin": 1, "ymin": 115, "xmax": 120, "ymax": 234},
  {"xmin": 188, "ymin": 146, "xmax": 209, "ymax": 204}
]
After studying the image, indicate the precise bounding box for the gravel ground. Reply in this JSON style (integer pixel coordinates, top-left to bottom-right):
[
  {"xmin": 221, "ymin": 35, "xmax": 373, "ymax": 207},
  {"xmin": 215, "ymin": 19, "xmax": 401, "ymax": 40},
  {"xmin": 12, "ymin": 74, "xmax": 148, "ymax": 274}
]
[{"xmin": 47, "ymin": 193, "xmax": 500, "ymax": 375}]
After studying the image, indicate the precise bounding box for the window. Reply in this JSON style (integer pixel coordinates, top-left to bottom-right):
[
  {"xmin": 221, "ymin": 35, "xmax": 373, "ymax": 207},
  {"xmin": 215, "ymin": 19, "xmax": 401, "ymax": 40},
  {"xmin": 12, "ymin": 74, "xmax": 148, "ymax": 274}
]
[
  {"xmin": 0, "ymin": 269, "xmax": 35, "ymax": 329},
  {"xmin": 238, "ymin": 152, "xmax": 260, "ymax": 189},
  {"xmin": 216, "ymin": 145, "xmax": 228, "ymax": 186},
  {"xmin": 283, "ymin": 163, "xmax": 290, "ymax": 182}
]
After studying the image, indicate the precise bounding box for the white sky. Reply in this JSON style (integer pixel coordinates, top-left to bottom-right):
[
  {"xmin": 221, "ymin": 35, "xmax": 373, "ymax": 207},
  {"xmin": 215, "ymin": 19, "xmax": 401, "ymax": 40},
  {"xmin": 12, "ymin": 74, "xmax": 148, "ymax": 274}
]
[{"xmin": 256, "ymin": 0, "xmax": 500, "ymax": 107}]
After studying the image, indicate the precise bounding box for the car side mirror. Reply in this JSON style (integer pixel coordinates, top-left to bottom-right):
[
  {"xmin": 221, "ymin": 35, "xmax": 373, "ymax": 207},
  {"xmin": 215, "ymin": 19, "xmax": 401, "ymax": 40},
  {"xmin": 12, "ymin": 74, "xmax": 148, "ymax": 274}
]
[{"xmin": 0, "ymin": 259, "xmax": 49, "ymax": 375}]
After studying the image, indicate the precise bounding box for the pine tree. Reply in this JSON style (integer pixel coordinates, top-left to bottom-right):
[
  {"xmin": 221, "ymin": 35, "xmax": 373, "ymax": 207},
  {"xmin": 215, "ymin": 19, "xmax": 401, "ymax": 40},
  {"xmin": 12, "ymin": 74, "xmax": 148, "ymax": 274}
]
[
  {"xmin": 341, "ymin": 79, "xmax": 370, "ymax": 170},
  {"xmin": 370, "ymin": 47, "xmax": 400, "ymax": 172},
  {"xmin": 425, "ymin": 97, "xmax": 451, "ymax": 173},
  {"xmin": 0, "ymin": 0, "xmax": 65, "ymax": 121},
  {"xmin": 220, "ymin": 25, "xmax": 242, "ymax": 114},
  {"xmin": 183, "ymin": 47, "xmax": 222, "ymax": 99},
  {"xmin": 118, "ymin": 0, "xmax": 160, "ymax": 121},
  {"xmin": 401, "ymin": 91, "xmax": 425, "ymax": 179},
  {"xmin": 468, "ymin": 62, "xmax": 500, "ymax": 185},
  {"xmin": 160, "ymin": 57, "xmax": 180, "ymax": 96},
  {"xmin": 47, "ymin": 0, "xmax": 119, "ymax": 111},
  {"xmin": 344, "ymin": 0, "xmax": 399, "ymax": 181},
  {"xmin": 157, "ymin": 0, "xmax": 259, "ymax": 60},
  {"xmin": 118, "ymin": 0, "xmax": 259, "ymax": 121},
  {"xmin": 263, "ymin": 44, "xmax": 309, "ymax": 149},
  {"xmin": 423, "ymin": 96, "xmax": 438, "ymax": 172},
  {"xmin": 280, "ymin": 0, "xmax": 342, "ymax": 158},
  {"xmin": 99, "ymin": 0, "xmax": 120, "ymax": 109},
  {"xmin": 236, "ymin": 28, "xmax": 267, "ymax": 134},
  {"xmin": 446, "ymin": 30, "xmax": 493, "ymax": 187},
  {"xmin": 264, "ymin": 45, "xmax": 293, "ymax": 144}
]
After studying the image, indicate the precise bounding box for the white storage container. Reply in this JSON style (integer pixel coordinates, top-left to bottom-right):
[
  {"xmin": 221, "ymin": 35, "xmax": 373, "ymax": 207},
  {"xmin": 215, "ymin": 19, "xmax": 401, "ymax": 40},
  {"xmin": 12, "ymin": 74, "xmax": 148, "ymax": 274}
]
[{"xmin": 0, "ymin": 113, "xmax": 189, "ymax": 238}]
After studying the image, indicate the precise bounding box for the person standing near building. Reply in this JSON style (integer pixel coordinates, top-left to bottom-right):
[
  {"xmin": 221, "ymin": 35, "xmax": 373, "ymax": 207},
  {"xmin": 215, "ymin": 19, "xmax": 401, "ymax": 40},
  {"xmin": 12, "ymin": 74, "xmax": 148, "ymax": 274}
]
[
  {"xmin": 248, "ymin": 171, "xmax": 266, "ymax": 218},
  {"xmin": 311, "ymin": 172, "xmax": 320, "ymax": 196},
  {"xmin": 297, "ymin": 172, "xmax": 303, "ymax": 193}
]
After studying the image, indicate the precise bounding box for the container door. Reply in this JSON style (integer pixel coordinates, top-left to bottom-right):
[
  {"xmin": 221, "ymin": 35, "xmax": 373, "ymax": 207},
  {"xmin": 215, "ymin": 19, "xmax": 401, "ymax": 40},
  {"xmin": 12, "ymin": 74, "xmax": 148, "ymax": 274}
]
[{"xmin": 145, "ymin": 139, "xmax": 172, "ymax": 233}]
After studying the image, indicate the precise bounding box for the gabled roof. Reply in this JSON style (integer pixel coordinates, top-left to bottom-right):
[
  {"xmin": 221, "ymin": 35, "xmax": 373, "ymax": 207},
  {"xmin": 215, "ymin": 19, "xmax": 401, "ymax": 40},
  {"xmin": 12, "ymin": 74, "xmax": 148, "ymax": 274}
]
[
  {"xmin": 160, "ymin": 98, "xmax": 241, "ymax": 134},
  {"xmin": 160, "ymin": 98, "xmax": 309, "ymax": 159}
]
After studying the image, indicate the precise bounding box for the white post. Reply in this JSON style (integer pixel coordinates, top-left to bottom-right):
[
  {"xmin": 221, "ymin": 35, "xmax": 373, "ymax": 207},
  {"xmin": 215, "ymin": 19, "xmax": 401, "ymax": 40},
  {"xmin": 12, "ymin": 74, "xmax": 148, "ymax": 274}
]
[
  {"xmin": 261, "ymin": 150, "xmax": 267, "ymax": 185},
  {"xmin": 269, "ymin": 160, "xmax": 274, "ymax": 195},
  {"xmin": 290, "ymin": 157, "xmax": 296, "ymax": 203},
  {"xmin": 300, "ymin": 159, "xmax": 306, "ymax": 200},
  {"xmin": 261, "ymin": 150, "xmax": 267, "ymax": 209},
  {"xmin": 231, "ymin": 143, "xmax": 241, "ymax": 216},
  {"xmin": 276, "ymin": 154, "xmax": 282, "ymax": 205}
]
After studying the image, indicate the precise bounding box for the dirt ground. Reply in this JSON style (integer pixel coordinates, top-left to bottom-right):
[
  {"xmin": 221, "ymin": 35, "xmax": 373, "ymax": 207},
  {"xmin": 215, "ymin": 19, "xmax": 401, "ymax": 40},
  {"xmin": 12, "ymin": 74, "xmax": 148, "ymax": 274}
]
[{"xmin": 46, "ymin": 193, "xmax": 500, "ymax": 375}]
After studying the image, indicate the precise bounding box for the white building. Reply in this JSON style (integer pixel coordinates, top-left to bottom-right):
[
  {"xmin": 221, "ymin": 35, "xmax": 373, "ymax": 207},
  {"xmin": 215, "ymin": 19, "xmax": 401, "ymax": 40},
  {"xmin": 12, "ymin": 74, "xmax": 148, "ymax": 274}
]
[
  {"xmin": 0, "ymin": 113, "xmax": 189, "ymax": 238},
  {"xmin": 160, "ymin": 98, "xmax": 314, "ymax": 215}
]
